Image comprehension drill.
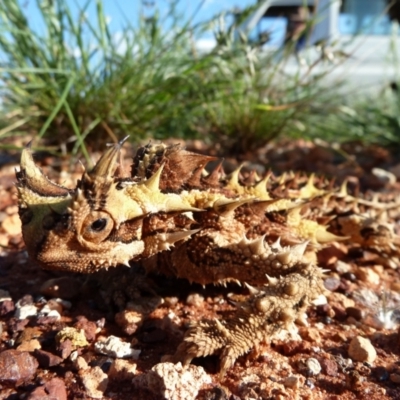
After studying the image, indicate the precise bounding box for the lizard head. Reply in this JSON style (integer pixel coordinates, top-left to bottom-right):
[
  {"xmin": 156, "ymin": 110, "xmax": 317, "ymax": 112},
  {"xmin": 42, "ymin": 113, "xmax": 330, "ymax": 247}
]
[{"xmin": 16, "ymin": 141, "xmax": 199, "ymax": 273}]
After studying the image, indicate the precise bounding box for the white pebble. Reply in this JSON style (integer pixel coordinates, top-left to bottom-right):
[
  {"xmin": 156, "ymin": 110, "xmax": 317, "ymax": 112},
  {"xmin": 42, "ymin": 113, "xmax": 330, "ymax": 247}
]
[
  {"xmin": 94, "ymin": 335, "xmax": 141, "ymax": 359},
  {"xmin": 39, "ymin": 304, "xmax": 61, "ymax": 320},
  {"xmin": 70, "ymin": 350, "xmax": 79, "ymax": 362},
  {"xmin": 299, "ymin": 357, "xmax": 321, "ymax": 376},
  {"xmin": 43, "ymin": 309, "xmax": 61, "ymax": 320},
  {"xmin": 305, "ymin": 358, "xmax": 321, "ymax": 376},
  {"xmin": 14, "ymin": 304, "xmax": 38, "ymax": 320}
]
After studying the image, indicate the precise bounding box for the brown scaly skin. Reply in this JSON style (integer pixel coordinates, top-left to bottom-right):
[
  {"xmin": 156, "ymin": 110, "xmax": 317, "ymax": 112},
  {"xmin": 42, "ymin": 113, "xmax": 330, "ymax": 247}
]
[{"xmin": 16, "ymin": 139, "xmax": 400, "ymax": 374}]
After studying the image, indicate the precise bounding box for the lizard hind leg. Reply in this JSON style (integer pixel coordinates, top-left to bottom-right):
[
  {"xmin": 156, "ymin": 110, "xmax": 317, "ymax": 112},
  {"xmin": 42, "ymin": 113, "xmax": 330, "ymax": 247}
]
[{"xmin": 173, "ymin": 263, "xmax": 325, "ymax": 374}]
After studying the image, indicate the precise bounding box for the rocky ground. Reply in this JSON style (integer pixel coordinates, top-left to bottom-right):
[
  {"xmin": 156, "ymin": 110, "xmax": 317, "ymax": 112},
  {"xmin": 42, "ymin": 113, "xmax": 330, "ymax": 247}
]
[{"xmin": 1, "ymin": 139, "xmax": 400, "ymax": 399}]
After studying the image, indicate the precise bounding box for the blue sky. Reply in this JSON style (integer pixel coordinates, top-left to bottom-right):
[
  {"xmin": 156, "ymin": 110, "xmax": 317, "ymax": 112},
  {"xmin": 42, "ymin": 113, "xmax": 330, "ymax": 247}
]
[
  {"xmin": 18, "ymin": 0, "xmax": 257, "ymax": 55},
  {"xmin": 100, "ymin": 0, "xmax": 256, "ymax": 28},
  {"xmin": 24, "ymin": 0, "xmax": 255, "ymax": 49}
]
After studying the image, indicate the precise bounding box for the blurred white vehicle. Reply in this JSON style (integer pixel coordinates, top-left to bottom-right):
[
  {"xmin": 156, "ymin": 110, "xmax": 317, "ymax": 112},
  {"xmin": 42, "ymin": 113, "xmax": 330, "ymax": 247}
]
[{"xmin": 238, "ymin": 0, "xmax": 400, "ymax": 93}]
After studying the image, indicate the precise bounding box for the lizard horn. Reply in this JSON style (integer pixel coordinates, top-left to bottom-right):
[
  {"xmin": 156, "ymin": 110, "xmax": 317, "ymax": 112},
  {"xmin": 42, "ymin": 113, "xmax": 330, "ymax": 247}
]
[
  {"xmin": 88, "ymin": 136, "xmax": 129, "ymax": 179},
  {"xmin": 17, "ymin": 142, "xmax": 70, "ymax": 201}
]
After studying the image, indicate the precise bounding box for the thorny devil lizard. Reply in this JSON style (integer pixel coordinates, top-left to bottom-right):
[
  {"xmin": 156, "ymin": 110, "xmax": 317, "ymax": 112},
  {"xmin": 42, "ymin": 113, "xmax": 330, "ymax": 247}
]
[{"xmin": 16, "ymin": 139, "xmax": 400, "ymax": 375}]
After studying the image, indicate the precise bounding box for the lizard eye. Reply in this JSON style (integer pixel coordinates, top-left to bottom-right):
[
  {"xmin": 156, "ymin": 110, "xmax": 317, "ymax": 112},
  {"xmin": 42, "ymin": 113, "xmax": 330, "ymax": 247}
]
[
  {"xmin": 81, "ymin": 211, "xmax": 114, "ymax": 243},
  {"xmin": 91, "ymin": 218, "xmax": 107, "ymax": 232}
]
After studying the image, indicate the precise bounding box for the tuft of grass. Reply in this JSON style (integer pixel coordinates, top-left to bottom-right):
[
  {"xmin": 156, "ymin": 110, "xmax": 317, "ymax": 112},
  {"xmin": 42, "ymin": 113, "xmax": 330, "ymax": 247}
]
[
  {"xmin": 0, "ymin": 0, "xmax": 222, "ymax": 158},
  {"xmin": 192, "ymin": 27, "xmax": 344, "ymax": 155}
]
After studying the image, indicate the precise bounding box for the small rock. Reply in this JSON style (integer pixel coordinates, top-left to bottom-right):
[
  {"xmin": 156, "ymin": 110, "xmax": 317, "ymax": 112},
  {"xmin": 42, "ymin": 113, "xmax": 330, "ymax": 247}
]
[
  {"xmin": 348, "ymin": 336, "xmax": 376, "ymax": 363},
  {"xmin": 43, "ymin": 299, "xmax": 64, "ymax": 314},
  {"xmin": 16, "ymin": 339, "xmax": 41, "ymax": 352},
  {"xmin": 346, "ymin": 369, "xmax": 364, "ymax": 390},
  {"xmin": 69, "ymin": 350, "xmax": 79, "ymax": 362},
  {"xmin": 96, "ymin": 318, "xmax": 106, "ymax": 329},
  {"xmin": 281, "ymin": 340, "xmax": 312, "ymax": 356},
  {"xmin": 56, "ymin": 327, "xmax": 89, "ymax": 349},
  {"xmin": 335, "ymin": 261, "xmax": 352, "ymax": 274},
  {"xmin": 75, "ymin": 316, "xmax": 98, "ymax": 341},
  {"xmin": 335, "ymin": 355, "xmax": 353, "ymax": 372},
  {"xmin": 186, "ymin": 293, "xmax": 204, "ymax": 307},
  {"xmin": 347, "ymin": 317, "xmax": 359, "ymax": 326},
  {"xmin": 81, "ymin": 366, "xmax": 109, "ymax": 399},
  {"xmin": 33, "ymin": 349, "xmax": 63, "ymax": 368},
  {"xmin": 305, "ymin": 378, "xmax": 315, "ymax": 389},
  {"xmin": 300, "ymin": 327, "xmax": 321, "ymax": 343},
  {"xmin": 329, "ymin": 292, "xmax": 355, "ymax": 308},
  {"xmin": 115, "ymin": 310, "xmax": 143, "ymax": 335},
  {"xmin": 318, "ymin": 244, "xmax": 347, "ymax": 266},
  {"xmin": 74, "ymin": 356, "xmax": 89, "ymax": 371},
  {"xmin": 15, "ymin": 326, "xmax": 42, "ymax": 345},
  {"xmin": 298, "ymin": 357, "xmax": 321, "ymax": 377},
  {"xmin": 356, "ymin": 268, "xmax": 380, "ymax": 285},
  {"xmin": 108, "ymin": 359, "xmax": 137, "ymax": 381},
  {"xmin": 238, "ymin": 373, "xmax": 260, "ymax": 387},
  {"xmin": 27, "ymin": 377, "xmax": 67, "ymax": 400},
  {"xmin": 316, "ymin": 304, "xmax": 335, "ymax": 319},
  {"xmin": 282, "ymin": 374, "xmax": 303, "ymax": 389},
  {"xmin": 14, "ymin": 304, "xmax": 38, "ymax": 320},
  {"xmin": 164, "ymin": 297, "xmax": 179, "ymax": 307},
  {"xmin": 36, "ymin": 314, "xmax": 60, "ymax": 325},
  {"xmin": 311, "ymin": 294, "xmax": 327, "ymax": 306},
  {"xmin": 346, "ymin": 307, "xmax": 365, "ymax": 321},
  {"xmin": 320, "ymin": 358, "xmax": 338, "ymax": 376},
  {"xmin": 0, "ymin": 349, "xmax": 38, "ymax": 384},
  {"xmin": 94, "ymin": 335, "xmax": 141, "ymax": 359},
  {"xmin": 57, "ymin": 339, "xmax": 73, "ymax": 359},
  {"xmin": 390, "ymin": 373, "xmax": 400, "ymax": 384},
  {"xmin": 133, "ymin": 362, "xmax": 211, "ymax": 400},
  {"xmin": 0, "ymin": 300, "xmax": 15, "ymax": 316},
  {"xmin": 38, "ymin": 305, "xmax": 61, "ymax": 321},
  {"xmin": 324, "ymin": 277, "xmax": 341, "ymax": 292}
]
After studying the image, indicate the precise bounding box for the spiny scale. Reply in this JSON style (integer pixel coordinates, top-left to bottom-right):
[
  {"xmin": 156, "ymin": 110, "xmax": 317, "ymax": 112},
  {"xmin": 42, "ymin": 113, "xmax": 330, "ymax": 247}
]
[{"xmin": 16, "ymin": 140, "xmax": 400, "ymax": 373}]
